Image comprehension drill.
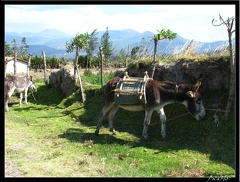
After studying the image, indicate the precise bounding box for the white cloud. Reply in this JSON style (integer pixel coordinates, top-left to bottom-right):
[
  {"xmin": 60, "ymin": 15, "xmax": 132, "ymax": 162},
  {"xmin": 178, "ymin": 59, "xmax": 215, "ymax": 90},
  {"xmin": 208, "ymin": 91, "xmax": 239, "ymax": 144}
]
[{"xmin": 5, "ymin": 4, "xmax": 236, "ymax": 42}]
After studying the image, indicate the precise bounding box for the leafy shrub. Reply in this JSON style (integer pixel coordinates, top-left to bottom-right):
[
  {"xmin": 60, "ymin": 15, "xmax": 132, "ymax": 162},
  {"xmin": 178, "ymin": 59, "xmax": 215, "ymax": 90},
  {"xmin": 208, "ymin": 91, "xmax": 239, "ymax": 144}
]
[{"xmin": 83, "ymin": 69, "xmax": 93, "ymax": 77}]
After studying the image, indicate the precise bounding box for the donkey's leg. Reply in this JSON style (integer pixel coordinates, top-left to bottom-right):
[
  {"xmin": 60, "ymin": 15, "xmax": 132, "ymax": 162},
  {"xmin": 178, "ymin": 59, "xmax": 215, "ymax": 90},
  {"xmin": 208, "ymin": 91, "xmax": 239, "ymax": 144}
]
[
  {"xmin": 142, "ymin": 108, "xmax": 153, "ymax": 140},
  {"xmin": 95, "ymin": 102, "xmax": 114, "ymax": 135},
  {"xmin": 157, "ymin": 108, "xmax": 167, "ymax": 140},
  {"xmin": 5, "ymin": 85, "xmax": 15, "ymax": 111},
  {"xmin": 4, "ymin": 94, "xmax": 9, "ymax": 112},
  {"xmin": 24, "ymin": 88, "xmax": 28, "ymax": 104},
  {"xmin": 19, "ymin": 92, "xmax": 23, "ymax": 107},
  {"xmin": 108, "ymin": 104, "xmax": 119, "ymax": 135}
]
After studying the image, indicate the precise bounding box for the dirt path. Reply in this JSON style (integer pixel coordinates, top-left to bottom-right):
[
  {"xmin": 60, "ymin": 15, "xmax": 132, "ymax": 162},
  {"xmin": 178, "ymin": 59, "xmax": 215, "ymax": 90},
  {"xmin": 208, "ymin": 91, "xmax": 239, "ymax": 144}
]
[{"xmin": 5, "ymin": 160, "xmax": 24, "ymax": 177}]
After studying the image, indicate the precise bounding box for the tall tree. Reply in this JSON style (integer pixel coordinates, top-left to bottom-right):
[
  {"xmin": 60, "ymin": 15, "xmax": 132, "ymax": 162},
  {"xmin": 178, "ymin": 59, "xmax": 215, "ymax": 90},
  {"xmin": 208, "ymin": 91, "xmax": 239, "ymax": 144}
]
[
  {"xmin": 86, "ymin": 29, "xmax": 99, "ymax": 68},
  {"xmin": 151, "ymin": 29, "xmax": 177, "ymax": 78},
  {"xmin": 66, "ymin": 32, "xmax": 91, "ymax": 104},
  {"xmin": 5, "ymin": 41, "xmax": 12, "ymax": 56},
  {"xmin": 212, "ymin": 15, "xmax": 235, "ymax": 117},
  {"xmin": 5, "ymin": 41, "xmax": 12, "ymax": 77},
  {"xmin": 100, "ymin": 27, "xmax": 115, "ymax": 64},
  {"xmin": 11, "ymin": 37, "xmax": 29, "ymax": 75},
  {"xmin": 118, "ymin": 49, "xmax": 126, "ymax": 59},
  {"xmin": 20, "ymin": 37, "xmax": 29, "ymax": 58},
  {"xmin": 131, "ymin": 46, "xmax": 140, "ymax": 59}
]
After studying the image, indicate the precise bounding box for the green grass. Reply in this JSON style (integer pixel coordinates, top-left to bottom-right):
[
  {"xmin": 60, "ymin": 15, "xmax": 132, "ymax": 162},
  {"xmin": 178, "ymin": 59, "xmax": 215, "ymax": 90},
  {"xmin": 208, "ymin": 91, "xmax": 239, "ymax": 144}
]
[
  {"xmin": 82, "ymin": 69, "xmax": 115, "ymax": 85},
  {"xmin": 5, "ymin": 77, "xmax": 235, "ymax": 177}
]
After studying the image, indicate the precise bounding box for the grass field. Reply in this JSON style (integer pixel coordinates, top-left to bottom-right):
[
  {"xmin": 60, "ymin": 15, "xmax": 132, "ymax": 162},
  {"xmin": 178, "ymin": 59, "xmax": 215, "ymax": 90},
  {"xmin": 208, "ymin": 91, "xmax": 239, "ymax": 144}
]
[{"xmin": 4, "ymin": 72, "xmax": 236, "ymax": 178}]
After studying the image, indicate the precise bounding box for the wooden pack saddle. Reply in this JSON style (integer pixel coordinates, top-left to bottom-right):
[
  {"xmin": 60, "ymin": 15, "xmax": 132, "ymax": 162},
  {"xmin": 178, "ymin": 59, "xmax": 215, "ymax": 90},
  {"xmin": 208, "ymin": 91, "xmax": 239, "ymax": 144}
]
[{"xmin": 114, "ymin": 71, "xmax": 152, "ymax": 111}]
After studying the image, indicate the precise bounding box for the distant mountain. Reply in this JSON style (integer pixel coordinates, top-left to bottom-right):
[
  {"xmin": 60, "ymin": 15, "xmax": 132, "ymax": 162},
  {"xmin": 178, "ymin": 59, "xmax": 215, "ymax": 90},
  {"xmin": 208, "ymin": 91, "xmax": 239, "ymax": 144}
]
[
  {"xmin": 36, "ymin": 29, "xmax": 72, "ymax": 39},
  {"xmin": 97, "ymin": 29, "xmax": 140, "ymax": 40},
  {"xmin": 27, "ymin": 45, "xmax": 71, "ymax": 57},
  {"xmin": 5, "ymin": 28, "xmax": 234, "ymax": 58}
]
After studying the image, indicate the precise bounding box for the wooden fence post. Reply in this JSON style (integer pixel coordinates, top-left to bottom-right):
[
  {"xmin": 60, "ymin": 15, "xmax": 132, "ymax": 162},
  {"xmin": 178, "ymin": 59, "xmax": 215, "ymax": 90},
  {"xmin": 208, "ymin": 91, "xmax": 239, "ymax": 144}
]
[
  {"xmin": 27, "ymin": 53, "xmax": 32, "ymax": 78},
  {"xmin": 5, "ymin": 58, "xmax": 8, "ymax": 77},
  {"xmin": 42, "ymin": 51, "xmax": 47, "ymax": 86},
  {"xmin": 99, "ymin": 46, "xmax": 104, "ymax": 89},
  {"xmin": 14, "ymin": 52, "xmax": 17, "ymax": 75}
]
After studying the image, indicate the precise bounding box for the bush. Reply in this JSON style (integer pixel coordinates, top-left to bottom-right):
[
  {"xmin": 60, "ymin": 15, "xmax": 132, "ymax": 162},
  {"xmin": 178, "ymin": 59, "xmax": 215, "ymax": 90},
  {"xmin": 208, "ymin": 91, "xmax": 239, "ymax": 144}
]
[{"xmin": 83, "ymin": 69, "xmax": 93, "ymax": 77}]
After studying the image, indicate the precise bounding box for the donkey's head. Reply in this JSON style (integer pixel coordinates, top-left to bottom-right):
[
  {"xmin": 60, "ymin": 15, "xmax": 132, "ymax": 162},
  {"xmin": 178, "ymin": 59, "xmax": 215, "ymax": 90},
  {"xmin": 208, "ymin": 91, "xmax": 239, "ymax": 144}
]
[
  {"xmin": 29, "ymin": 76, "xmax": 37, "ymax": 92},
  {"xmin": 183, "ymin": 78, "xmax": 206, "ymax": 120}
]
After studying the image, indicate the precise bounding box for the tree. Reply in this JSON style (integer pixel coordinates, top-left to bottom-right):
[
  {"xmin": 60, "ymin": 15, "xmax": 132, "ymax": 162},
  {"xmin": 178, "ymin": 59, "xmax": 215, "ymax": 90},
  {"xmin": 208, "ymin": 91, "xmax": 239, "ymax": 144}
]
[
  {"xmin": 131, "ymin": 46, "xmax": 140, "ymax": 59},
  {"xmin": 100, "ymin": 27, "xmax": 115, "ymax": 64},
  {"xmin": 212, "ymin": 14, "xmax": 235, "ymax": 117},
  {"xmin": 59, "ymin": 57, "xmax": 68, "ymax": 67},
  {"xmin": 86, "ymin": 29, "xmax": 99, "ymax": 68},
  {"xmin": 5, "ymin": 41, "xmax": 12, "ymax": 77},
  {"xmin": 12, "ymin": 37, "xmax": 29, "ymax": 58},
  {"xmin": 31, "ymin": 55, "xmax": 43, "ymax": 70},
  {"xmin": 11, "ymin": 37, "xmax": 29, "ymax": 75},
  {"xmin": 118, "ymin": 49, "xmax": 127, "ymax": 67},
  {"xmin": 66, "ymin": 32, "xmax": 91, "ymax": 104},
  {"xmin": 151, "ymin": 29, "xmax": 177, "ymax": 78},
  {"xmin": 138, "ymin": 37, "xmax": 150, "ymax": 59},
  {"xmin": 20, "ymin": 37, "xmax": 29, "ymax": 58},
  {"xmin": 119, "ymin": 49, "xmax": 126, "ymax": 59},
  {"xmin": 47, "ymin": 56, "xmax": 59, "ymax": 69},
  {"xmin": 5, "ymin": 41, "xmax": 12, "ymax": 56}
]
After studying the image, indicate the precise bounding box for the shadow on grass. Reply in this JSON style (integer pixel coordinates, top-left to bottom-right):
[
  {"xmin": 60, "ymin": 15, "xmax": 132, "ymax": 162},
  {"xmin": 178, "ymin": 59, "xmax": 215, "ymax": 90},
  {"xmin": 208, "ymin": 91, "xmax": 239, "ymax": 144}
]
[
  {"xmin": 58, "ymin": 128, "xmax": 129, "ymax": 146},
  {"xmin": 64, "ymin": 88, "xmax": 236, "ymax": 171},
  {"xmin": 27, "ymin": 84, "xmax": 66, "ymax": 106},
  {"xmin": 7, "ymin": 84, "xmax": 66, "ymax": 111}
]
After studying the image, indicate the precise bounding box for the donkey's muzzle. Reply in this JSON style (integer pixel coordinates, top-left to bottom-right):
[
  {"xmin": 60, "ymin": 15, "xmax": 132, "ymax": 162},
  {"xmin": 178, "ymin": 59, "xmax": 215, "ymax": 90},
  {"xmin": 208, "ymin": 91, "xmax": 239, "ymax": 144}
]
[{"xmin": 32, "ymin": 88, "xmax": 37, "ymax": 92}]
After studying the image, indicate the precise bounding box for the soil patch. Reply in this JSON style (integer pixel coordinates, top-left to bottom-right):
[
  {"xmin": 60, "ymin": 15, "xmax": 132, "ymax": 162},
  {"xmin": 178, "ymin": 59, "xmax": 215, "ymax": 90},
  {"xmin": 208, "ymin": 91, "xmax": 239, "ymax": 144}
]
[{"xmin": 5, "ymin": 160, "xmax": 24, "ymax": 177}]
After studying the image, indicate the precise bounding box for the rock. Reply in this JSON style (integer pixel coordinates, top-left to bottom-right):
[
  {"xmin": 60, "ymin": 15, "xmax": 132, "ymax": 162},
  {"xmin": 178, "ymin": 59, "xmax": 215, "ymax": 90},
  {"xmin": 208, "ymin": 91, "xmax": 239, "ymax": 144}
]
[{"xmin": 49, "ymin": 68, "xmax": 75, "ymax": 96}]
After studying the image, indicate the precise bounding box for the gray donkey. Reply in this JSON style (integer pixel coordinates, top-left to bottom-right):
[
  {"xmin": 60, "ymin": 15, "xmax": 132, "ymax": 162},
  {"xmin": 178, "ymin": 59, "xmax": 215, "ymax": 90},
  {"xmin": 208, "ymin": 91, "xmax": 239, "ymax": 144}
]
[{"xmin": 4, "ymin": 75, "xmax": 37, "ymax": 111}]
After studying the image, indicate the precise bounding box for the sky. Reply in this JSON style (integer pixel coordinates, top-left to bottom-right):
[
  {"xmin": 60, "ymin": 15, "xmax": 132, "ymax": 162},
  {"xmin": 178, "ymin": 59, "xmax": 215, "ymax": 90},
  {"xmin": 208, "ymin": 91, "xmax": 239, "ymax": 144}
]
[{"xmin": 4, "ymin": 4, "xmax": 236, "ymax": 42}]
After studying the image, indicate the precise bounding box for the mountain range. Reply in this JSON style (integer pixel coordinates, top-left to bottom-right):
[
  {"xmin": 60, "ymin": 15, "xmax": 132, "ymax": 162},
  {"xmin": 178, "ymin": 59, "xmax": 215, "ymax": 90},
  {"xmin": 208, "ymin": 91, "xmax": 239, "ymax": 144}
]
[{"xmin": 5, "ymin": 29, "xmax": 234, "ymax": 59}]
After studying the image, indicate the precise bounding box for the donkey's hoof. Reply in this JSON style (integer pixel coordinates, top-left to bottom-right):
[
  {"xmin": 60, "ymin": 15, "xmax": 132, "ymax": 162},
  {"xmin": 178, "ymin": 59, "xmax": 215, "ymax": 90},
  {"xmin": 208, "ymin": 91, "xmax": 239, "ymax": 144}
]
[
  {"xmin": 143, "ymin": 135, "xmax": 150, "ymax": 141},
  {"xmin": 94, "ymin": 130, "xmax": 99, "ymax": 136},
  {"xmin": 144, "ymin": 136, "xmax": 150, "ymax": 142},
  {"xmin": 112, "ymin": 130, "xmax": 117, "ymax": 135},
  {"xmin": 162, "ymin": 137, "xmax": 167, "ymax": 142},
  {"xmin": 110, "ymin": 129, "xmax": 117, "ymax": 135}
]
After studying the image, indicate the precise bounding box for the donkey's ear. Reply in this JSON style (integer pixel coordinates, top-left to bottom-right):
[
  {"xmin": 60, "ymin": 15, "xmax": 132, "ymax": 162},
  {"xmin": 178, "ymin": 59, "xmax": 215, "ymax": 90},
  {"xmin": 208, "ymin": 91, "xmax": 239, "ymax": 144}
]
[
  {"xmin": 192, "ymin": 78, "xmax": 202, "ymax": 91},
  {"xmin": 186, "ymin": 91, "xmax": 195, "ymax": 98}
]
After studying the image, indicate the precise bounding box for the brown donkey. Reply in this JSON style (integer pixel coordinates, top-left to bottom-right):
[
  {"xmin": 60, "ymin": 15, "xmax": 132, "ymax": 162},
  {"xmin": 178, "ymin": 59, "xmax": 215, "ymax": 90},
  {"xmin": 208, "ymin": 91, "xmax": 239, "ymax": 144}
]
[{"xmin": 95, "ymin": 76, "xmax": 206, "ymax": 140}]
